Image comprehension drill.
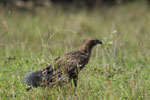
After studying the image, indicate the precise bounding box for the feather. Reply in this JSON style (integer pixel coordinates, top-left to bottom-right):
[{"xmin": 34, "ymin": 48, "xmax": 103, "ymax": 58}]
[{"xmin": 23, "ymin": 70, "xmax": 42, "ymax": 87}]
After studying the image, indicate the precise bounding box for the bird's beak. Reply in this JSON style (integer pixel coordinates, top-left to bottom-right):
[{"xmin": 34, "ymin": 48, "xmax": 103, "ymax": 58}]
[{"xmin": 97, "ymin": 40, "xmax": 102, "ymax": 44}]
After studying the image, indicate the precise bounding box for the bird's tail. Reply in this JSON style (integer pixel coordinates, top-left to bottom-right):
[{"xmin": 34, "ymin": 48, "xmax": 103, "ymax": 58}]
[{"xmin": 23, "ymin": 70, "xmax": 43, "ymax": 87}]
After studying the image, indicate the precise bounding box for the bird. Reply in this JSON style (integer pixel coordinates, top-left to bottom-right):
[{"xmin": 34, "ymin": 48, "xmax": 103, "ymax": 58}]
[{"xmin": 23, "ymin": 38, "xmax": 102, "ymax": 89}]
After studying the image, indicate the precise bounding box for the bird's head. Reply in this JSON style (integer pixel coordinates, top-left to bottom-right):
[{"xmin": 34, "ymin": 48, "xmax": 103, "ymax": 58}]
[
  {"xmin": 80, "ymin": 38, "xmax": 102, "ymax": 54},
  {"xmin": 85, "ymin": 37, "xmax": 102, "ymax": 46}
]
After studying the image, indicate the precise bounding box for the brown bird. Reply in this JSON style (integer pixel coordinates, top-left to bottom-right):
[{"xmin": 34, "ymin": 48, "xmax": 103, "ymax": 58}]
[{"xmin": 23, "ymin": 38, "xmax": 102, "ymax": 88}]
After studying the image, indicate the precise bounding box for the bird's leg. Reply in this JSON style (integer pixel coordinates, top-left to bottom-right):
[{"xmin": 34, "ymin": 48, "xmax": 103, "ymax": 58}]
[{"xmin": 72, "ymin": 74, "xmax": 78, "ymax": 87}]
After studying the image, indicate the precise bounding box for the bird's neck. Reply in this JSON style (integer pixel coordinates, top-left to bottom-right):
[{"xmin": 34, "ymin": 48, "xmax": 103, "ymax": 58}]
[{"xmin": 79, "ymin": 44, "xmax": 93, "ymax": 56}]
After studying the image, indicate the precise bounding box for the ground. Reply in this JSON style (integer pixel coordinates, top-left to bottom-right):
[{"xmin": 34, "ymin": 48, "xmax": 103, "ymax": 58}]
[{"xmin": 0, "ymin": 1, "xmax": 150, "ymax": 100}]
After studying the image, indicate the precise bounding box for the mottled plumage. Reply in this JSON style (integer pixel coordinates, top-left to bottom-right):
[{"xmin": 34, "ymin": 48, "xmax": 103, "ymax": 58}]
[{"xmin": 23, "ymin": 38, "xmax": 102, "ymax": 88}]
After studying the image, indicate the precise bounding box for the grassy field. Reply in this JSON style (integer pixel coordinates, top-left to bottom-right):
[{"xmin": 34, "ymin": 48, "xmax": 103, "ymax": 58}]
[{"xmin": 0, "ymin": 1, "xmax": 150, "ymax": 100}]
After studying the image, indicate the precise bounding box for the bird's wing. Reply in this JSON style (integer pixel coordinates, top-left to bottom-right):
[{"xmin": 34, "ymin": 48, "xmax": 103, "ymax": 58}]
[
  {"xmin": 54, "ymin": 50, "xmax": 89, "ymax": 72},
  {"xmin": 41, "ymin": 50, "xmax": 89, "ymax": 85}
]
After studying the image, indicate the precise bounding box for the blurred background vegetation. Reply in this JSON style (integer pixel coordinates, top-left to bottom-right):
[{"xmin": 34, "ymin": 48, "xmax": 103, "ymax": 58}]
[{"xmin": 0, "ymin": 0, "xmax": 150, "ymax": 8}]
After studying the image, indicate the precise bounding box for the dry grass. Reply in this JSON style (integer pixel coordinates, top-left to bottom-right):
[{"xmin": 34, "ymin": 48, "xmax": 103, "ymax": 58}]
[{"xmin": 0, "ymin": 1, "xmax": 150, "ymax": 100}]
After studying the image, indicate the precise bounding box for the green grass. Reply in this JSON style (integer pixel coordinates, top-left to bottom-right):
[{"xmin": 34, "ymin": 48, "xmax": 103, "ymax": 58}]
[{"xmin": 0, "ymin": 1, "xmax": 150, "ymax": 100}]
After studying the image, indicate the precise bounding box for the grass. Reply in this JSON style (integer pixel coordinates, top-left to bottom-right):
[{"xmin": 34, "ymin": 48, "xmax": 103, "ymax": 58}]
[{"xmin": 0, "ymin": 1, "xmax": 150, "ymax": 100}]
